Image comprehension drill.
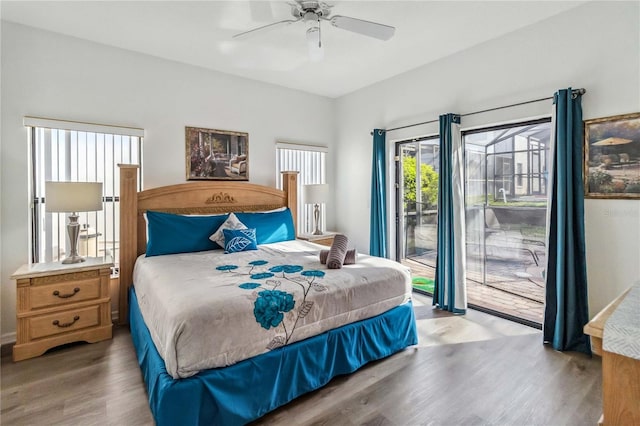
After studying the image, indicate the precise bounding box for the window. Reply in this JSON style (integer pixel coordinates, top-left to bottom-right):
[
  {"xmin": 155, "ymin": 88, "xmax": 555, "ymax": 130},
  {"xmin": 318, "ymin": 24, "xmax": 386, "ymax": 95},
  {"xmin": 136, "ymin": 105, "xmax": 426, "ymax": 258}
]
[
  {"xmin": 275, "ymin": 142, "xmax": 327, "ymax": 234},
  {"xmin": 26, "ymin": 117, "xmax": 143, "ymax": 271}
]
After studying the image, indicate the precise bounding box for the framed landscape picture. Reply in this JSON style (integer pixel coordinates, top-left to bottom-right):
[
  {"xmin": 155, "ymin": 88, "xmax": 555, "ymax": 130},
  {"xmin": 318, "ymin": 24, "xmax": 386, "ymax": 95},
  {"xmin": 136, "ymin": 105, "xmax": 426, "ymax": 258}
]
[
  {"xmin": 584, "ymin": 112, "xmax": 640, "ymax": 198},
  {"xmin": 185, "ymin": 127, "xmax": 249, "ymax": 181}
]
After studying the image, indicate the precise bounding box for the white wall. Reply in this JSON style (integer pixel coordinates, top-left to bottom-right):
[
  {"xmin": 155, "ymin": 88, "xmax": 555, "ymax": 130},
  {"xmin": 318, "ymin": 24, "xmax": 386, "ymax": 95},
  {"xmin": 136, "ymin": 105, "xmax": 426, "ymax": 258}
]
[
  {"xmin": 2, "ymin": 2, "xmax": 639, "ymax": 339},
  {"xmin": 0, "ymin": 22, "xmax": 335, "ymax": 338},
  {"xmin": 334, "ymin": 1, "xmax": 640, "ymax": 317}
]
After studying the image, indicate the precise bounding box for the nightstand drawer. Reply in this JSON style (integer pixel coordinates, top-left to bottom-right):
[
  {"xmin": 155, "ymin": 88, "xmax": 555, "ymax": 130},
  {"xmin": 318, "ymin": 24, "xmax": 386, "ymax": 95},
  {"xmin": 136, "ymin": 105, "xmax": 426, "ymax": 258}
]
[
  {"xmin": 30, "ymin": 278, "xmax": 101, "ymax": 310},
  {"xmin": 29, "ymin": 305, "xmax": 100, "ymax": 339}
]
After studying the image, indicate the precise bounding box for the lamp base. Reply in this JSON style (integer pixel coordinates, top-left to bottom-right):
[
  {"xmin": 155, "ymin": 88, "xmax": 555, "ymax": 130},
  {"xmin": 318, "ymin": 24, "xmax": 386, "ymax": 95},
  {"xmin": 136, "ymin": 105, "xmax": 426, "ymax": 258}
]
[
  {"xmin": 62, "ymin": 255, "xmax": 86, "ymax": 264},
  {"xmin": 312, "ymin": 203, "xmax": 323, "ymax": 235},
  {"xmin": 61, "ymin": 213, "xmax": 85, "ymax": 264}
]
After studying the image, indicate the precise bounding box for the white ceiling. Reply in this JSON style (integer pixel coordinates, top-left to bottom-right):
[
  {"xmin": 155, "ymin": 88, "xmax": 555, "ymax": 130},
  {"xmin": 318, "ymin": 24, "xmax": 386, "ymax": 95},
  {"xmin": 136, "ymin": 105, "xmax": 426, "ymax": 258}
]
[{"xmin": 1, "ymin": 1, "xmax": 584, "ymax": 98}]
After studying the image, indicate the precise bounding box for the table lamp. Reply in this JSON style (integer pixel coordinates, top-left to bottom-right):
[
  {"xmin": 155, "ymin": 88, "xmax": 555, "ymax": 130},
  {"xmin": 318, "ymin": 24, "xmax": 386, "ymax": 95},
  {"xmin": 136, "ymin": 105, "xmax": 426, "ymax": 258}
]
[
  {"xmin": 45, "ymin": 181, "xmax": 103, "ymax": 264},
  {"xmin": 303, "ymin": 183, "xmax": 328, "ymax": 235}
]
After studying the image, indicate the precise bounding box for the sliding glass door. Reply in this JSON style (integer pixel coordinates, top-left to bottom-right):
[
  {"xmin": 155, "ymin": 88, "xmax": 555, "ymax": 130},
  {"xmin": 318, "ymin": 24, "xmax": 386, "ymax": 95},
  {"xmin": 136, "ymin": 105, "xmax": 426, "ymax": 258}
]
[
  {"xmin": 463, "ymin": 119, "xmax": 551, "ymax": 325},
  {"xmin": 395, "ymin": 137, "xmax": 439, "ymax": 294},
  {"xmin": 395, "ymin": 120, "xmax": 550, "ymax": 325}
]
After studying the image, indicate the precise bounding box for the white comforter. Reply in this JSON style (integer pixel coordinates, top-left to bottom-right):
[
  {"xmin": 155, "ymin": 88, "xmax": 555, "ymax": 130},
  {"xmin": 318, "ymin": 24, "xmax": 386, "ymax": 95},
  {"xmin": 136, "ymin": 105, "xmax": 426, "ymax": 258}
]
[{"xmin": 133, "ymin": 240, "xmax": 412, "ymax": 379}]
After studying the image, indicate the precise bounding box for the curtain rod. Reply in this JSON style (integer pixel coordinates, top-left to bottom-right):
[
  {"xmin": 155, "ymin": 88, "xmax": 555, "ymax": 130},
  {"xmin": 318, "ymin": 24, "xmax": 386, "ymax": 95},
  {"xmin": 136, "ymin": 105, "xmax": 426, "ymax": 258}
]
[{"xmin": 371, "ymin": 88, "xmax": 586, "ymax": 135}]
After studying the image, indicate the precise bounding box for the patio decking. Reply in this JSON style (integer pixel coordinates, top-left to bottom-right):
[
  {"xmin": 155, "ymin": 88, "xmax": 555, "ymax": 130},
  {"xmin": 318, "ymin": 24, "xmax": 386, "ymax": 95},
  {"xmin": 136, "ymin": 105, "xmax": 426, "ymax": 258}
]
[{"xmin": 402, "ymin": 256, "xmax": 544, "ymax": 325}]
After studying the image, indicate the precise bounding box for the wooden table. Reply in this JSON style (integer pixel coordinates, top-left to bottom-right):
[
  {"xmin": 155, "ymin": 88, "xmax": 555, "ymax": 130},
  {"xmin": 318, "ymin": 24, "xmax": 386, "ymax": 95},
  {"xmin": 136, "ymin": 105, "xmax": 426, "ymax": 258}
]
[
  {"xmin": 12, "ymin": 256, "xmax": 113, "ymax": 361},
  {"xmin": 584, "ymin": 285, "xmax": 640, "ymax": 425}
]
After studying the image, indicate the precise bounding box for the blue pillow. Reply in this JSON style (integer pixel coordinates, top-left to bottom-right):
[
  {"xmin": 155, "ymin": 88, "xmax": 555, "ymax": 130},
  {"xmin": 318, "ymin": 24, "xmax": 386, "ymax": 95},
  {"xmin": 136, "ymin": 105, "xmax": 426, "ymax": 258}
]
[
  {"xmin": 235, "ymin": 208, "xmax": 295, "ymax": 245},
  {"xmin": 223, "ymin": 228, "xmax": 258, "ymax": 253},
  {"xmin": 145, "ymin": 211, "xmax": 228, "ymax": 257}
]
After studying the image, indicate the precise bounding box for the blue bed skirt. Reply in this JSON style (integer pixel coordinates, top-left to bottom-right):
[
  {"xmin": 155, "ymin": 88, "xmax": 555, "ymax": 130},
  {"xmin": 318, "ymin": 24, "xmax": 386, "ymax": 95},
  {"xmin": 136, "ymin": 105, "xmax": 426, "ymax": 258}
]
[{"xmin": 129, "ymin": 286, "xmax": 418, "ymax": 425}]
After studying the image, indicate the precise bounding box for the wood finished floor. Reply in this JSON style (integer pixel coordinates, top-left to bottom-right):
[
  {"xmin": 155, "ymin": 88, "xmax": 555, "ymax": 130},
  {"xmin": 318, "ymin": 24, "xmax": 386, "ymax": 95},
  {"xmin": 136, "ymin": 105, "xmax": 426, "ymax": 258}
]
[{"xmin": 1, "ymin": 294, "xmax": 602, "ymax": 425}]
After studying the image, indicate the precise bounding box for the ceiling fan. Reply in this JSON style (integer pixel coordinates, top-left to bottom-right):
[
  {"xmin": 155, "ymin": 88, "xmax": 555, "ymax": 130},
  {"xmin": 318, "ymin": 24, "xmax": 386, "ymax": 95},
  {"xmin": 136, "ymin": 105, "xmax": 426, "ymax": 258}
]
[{"xmin": 233, "ymin": 1, "xmax": 395, "ymax": 60}]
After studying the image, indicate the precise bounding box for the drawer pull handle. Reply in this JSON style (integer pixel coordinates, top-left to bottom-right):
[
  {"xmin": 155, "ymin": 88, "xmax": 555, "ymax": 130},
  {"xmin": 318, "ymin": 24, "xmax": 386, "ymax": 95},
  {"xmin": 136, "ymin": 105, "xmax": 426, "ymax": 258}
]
[
  {"xmin": 53, "ymin": 287, "xmax": 80, "ymax": 298},
  {"xmin": 52, "ymin": 316, "xmax": 80, "ymax": 328}
]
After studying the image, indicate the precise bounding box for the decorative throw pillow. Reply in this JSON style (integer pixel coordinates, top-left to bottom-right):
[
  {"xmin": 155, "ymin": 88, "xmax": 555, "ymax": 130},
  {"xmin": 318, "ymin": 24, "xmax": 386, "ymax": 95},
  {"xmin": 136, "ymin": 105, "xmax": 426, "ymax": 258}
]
[
  {"xmin": 145, "ymin": 210, "xmax": 228, "ymax": 257},
  {"xmin": 209, "ymin": 212, "xmax": 247, "ymax": 248},
  {"xmin": 320, "ymin": 248, "xmax": 356, "ymax": 265},
  {"xmin": 234, "ymin": 208, "xmax": 295, "ymax": 245},
  {"xmin": 223, "ymin": 228, "xmax": 258, "ymax": 254},
  {"xmin": 326, "ymin": 234, "xmax": 349, "ymax": 269}
]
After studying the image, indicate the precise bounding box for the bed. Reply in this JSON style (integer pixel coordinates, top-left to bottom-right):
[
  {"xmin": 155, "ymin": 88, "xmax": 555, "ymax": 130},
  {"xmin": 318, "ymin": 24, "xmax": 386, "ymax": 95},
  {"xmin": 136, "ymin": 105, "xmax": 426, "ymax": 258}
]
[{"xmin": 118, "ymin": 165, "xmax": 418, "ymax": 425}]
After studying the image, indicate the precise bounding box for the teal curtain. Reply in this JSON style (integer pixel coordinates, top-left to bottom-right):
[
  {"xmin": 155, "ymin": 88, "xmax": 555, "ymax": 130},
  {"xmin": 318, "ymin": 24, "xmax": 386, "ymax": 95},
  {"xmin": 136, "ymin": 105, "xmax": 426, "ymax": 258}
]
[
  {"xmin": 543, "ymin": 88, "xmax": 591, "ymax": 354},
  {"xmin": 370, "ymin": 129, "xmax": 387, "ymax": 257},
  {"xmin": 433, "ymin": 114, "xmax": 467, "ymax": 313}
]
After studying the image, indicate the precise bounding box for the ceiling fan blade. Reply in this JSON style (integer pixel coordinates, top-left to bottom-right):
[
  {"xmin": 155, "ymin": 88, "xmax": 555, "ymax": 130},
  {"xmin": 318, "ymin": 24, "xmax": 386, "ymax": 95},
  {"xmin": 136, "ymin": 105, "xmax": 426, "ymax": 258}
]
[
  {"xmin": 233, "ymin": 18, "xmax": 301, "ymax": 40},
  {"xmin": 329, "ymin": 15, "xmax": 395, "ymax": 41}
]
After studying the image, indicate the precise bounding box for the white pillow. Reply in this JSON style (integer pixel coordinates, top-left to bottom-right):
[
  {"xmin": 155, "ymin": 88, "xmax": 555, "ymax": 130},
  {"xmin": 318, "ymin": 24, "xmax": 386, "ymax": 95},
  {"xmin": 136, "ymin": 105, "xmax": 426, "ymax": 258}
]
[{"xmin": 209, "ymin": 212, "xmax": 247, "ymax": 248}]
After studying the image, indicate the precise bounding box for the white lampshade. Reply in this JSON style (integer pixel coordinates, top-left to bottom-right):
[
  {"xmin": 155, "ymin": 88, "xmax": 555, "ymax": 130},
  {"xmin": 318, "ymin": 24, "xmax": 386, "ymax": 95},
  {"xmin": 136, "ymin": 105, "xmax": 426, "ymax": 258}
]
[
  {"xmin": 45, "ymin": 182, "xmax": 104, "ymax": 213},
  {"xmin": 303, "ymin": 184, "xmax": 328, "ymax": 204}
]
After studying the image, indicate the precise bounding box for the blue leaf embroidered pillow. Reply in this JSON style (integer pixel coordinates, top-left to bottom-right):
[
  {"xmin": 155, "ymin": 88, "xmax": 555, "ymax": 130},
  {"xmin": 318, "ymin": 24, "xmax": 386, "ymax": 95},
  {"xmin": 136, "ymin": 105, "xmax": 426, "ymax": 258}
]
[{"xmin": 223, "ymin": 228, "xmax": 258, "ymax": 253}]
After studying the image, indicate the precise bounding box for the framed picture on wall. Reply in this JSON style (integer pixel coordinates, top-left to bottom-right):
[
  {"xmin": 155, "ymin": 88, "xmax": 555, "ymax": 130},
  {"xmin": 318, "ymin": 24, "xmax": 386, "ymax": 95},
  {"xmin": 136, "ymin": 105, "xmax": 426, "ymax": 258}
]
[
  {"xmin": 584, "ymin": 112, "xmax": 640, "ymax": 198},
  {"xmin": 185, "ymin": 127, "xmax": 249, "ymax": 181}
]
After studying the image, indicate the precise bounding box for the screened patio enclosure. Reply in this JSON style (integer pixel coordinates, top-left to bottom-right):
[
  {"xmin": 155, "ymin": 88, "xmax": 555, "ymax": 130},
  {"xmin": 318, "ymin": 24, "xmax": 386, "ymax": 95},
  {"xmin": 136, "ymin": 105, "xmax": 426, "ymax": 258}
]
[
  {"xmin": 398, "ymin": 119, "xmax": 551, "ymax": 325},
  {"xmin": 464, "ymin": 119, "xmax": 551, "ymax": 324}
]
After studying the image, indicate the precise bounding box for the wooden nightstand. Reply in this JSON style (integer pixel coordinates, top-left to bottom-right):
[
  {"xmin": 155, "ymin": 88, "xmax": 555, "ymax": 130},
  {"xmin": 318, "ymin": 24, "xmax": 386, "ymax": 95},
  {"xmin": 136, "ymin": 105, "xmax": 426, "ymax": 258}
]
[
  {"xmin": 11, "ymin": 256, "xmax": 113, "ymax": 361},
  {"xmin": 298, "ymin": 232, "xmax": 338, "ymax": 247}
]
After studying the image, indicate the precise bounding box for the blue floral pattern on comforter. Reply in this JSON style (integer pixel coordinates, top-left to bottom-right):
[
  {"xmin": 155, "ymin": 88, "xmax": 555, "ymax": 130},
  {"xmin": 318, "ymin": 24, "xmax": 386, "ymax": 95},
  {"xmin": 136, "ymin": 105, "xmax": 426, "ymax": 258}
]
[{"xmin": 216, "ymin": 261, "xmax": 326, "ymax": 349}]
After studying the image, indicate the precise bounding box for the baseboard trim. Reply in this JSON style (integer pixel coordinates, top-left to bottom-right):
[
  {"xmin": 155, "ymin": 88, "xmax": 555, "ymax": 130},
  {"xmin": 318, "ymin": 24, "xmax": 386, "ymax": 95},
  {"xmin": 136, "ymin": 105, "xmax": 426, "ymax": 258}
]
[
  {"xmin": 1, "ymin": 332, "xmax": 16, "ymax": 358},
  {"xmin": 2, "ymin": 331, "xmax": 16, "ymax": 346}
]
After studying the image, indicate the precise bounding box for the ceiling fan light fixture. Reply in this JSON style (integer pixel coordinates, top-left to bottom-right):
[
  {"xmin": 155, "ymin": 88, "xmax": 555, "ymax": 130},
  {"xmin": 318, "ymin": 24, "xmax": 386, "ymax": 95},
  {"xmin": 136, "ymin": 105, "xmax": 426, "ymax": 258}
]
[
  {"xmin": 306, "ymin": 27, "xmax": 324, "ymax": 61},
  {"xmin": 304, "ymin": 11, "xmax": 323, "ymax": 61}
]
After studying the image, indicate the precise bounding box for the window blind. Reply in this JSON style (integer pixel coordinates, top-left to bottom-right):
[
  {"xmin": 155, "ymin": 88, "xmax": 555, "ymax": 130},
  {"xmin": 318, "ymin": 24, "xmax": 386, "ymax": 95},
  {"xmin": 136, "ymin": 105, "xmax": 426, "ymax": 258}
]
[
  {"xmin": 27, "ymin": 117, "xmax": 143, "ymax": 271},
  {"xmin": 276, "ymin": 142, "xmax": 327, "ymax": 234}
]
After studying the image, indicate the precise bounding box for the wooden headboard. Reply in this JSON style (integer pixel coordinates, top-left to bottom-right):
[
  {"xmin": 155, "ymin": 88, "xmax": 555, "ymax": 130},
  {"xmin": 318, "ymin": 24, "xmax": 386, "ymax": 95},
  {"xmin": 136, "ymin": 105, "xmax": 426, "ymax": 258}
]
[{"xmin": 117, "ymin": 164, "xmax": 299, "ymax": 324}]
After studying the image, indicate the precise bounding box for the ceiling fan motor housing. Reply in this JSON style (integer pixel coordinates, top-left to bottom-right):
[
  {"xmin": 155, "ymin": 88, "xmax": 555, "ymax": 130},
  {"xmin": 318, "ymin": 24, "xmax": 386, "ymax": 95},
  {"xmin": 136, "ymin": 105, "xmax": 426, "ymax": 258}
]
[
  {"xmin": 293, "ymin": 1, "xmax": 332, "ymax": 19},
  {"xmin": 303, "ymin": 11, "xmax": 320, "ymax": 24}
]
